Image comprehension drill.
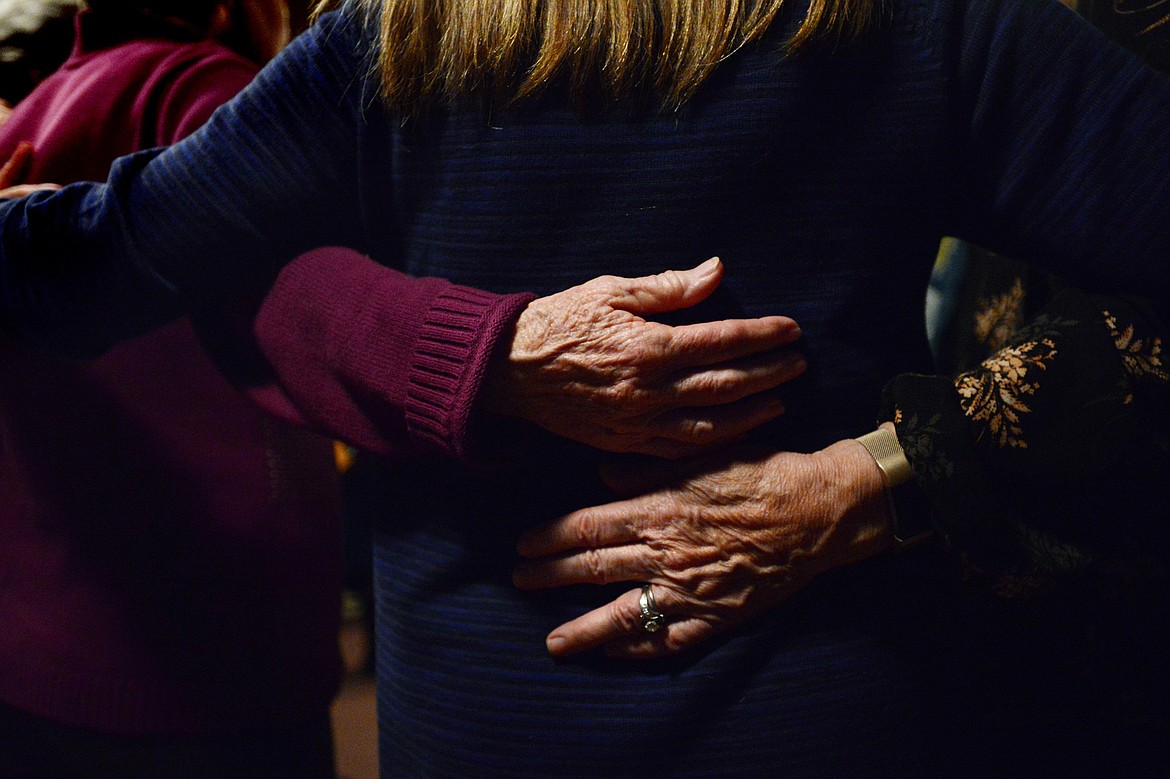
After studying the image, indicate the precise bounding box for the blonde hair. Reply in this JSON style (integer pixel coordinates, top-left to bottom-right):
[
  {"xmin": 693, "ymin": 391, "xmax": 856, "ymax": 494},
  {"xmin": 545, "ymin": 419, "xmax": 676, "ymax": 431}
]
[{"xmin": 328, "ymin": 0, "xmax": 877, "ymax": 110}]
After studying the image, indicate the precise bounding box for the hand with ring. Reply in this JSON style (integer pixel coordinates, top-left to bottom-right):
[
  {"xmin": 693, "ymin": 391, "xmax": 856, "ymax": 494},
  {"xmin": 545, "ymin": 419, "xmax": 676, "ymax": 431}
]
[{"xmin": 513, "ymin": 440, "xmax": 895, "ymax": 658}]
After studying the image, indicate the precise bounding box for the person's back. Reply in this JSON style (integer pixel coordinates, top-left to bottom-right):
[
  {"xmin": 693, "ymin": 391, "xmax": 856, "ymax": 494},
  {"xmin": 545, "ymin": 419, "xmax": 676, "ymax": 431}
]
[
  {"xmin": 0, "ymin": 0, "xmax": 1168, "ymax": 775},
  {"xmin": 242, "ymin": 1, "xmax": 1167, "ymax": 773},
  {"xmin": 0, "ymin": 5, "xmax": 342, "ymax": 777}
]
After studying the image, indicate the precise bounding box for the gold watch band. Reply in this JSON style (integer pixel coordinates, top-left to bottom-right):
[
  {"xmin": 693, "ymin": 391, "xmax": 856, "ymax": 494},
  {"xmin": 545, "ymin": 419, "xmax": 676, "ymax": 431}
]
[
  {"xmin": 854, "ymin": 428, "xmax": 914, "ymax": 488},
  {"xmin": 854, "ymin": 427, "xmax": 931, "ymax": 547}
]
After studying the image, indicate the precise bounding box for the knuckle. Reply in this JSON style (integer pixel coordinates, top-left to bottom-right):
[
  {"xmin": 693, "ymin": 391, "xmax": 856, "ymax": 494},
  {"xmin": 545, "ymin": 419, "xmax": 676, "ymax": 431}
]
[
  {"xmin": 680, "ymin": 417, "xmax": 716, "ymax": 443},
  {"xmin": 705, "ymin": 320, "xmax": 737, "ymax": 344},
  {"xmin": 587, "ymin": 274, "xmax": 621, "ymax": 293},
  {"xmin": 635, "ymin": 340, "xmax": 662, "ymax": 367},
  {"xmin": 607, "ymin": 598, "xmax": 640, "ymax": 634},
  {"xmin": 670, "ymin": 564, "xmax": 707, "ymax": 593},
  {"xmin": 656, "ymin": 269, "xmax": 687, "ymax": 297},
  {"xmin": 612, "ymin": 384, "xmax": 656, "ymax": 418},
  {"xmin": 691, "ymin": 371, "xmax": 738, "ymax": 402},
  {"xmin": 613, "ymin": 339, "xmax": 657, "ymax": 375},
  {"xmin": 662, "ymin": 630, "xmax": 690, "ymax": 654},
  {"xmin": 573, "ymin": 514, "xmax": 601, "ymax": 548},
  {"xmin": 647, "ymin": 327, "xmax": 674, "ymax": 355},
  {"xmin": 581, "ymin": 549, "xmax": 609, "ymax": 584},
  {"xmin": 610, "ymin": 375, "xmax": 640, "ymax": 400}
]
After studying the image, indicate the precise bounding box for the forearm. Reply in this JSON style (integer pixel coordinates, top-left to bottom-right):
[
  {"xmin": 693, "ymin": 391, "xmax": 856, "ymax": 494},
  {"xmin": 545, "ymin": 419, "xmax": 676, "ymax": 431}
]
[
  {"xmin": 0, "ymin": 173, "xmax": 188, "ymax": 357},
  {"xmin": 251, "ymin": 247, "xmax": 533, "ymax": 459},
  {"xmin": 810, "ymin": 438, "xmax": 898, "ymax": 563}
]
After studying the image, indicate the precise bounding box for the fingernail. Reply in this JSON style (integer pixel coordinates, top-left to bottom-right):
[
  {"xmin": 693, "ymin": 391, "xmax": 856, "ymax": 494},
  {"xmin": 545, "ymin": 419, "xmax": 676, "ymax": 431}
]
[
  {"xmin": 699, "ymin": 257, "xmax": 720, "ymax": 273},
  {"xmin": 547, "ymin": 636, "xmax": 567, "ymax": 655}
]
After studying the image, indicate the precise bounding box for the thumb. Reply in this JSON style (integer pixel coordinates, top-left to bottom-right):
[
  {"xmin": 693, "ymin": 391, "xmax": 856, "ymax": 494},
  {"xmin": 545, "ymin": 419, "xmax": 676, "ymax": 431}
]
[{"xmin": 608, "ymin": 257, "xmax": 723, "ymax": 315}]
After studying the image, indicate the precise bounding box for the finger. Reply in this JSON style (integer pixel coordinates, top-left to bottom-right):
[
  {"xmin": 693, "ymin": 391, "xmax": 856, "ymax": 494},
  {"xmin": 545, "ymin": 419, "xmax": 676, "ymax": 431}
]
[
  {"xmin": 603, "ymin": 617, "xmax": 718, "ymax": 659},
  {"xmin": 0, "ymin": 183, "xmax": 60, "ymax": 199},
  {"xmin": 666, "ymin": 316, "xmax": 802, "ymax": 368},
  {"xmin": 604, "ymin": 257, "xmax": 723, "ymax": 315},
  {"xmin": 669, "ymin": 350, "xmax": 806, "ymax": 406},
  {"xmin": 648, "ymin": 394, "xmax": 785, "ymax": 447},
  {"xmin": 0, "ymin": 141, "xmax": 33, "ymax": 189},
  {"xmin": 513, "ymin": 543, "xmax": 649, "ymax": 589},
  {"xmin": 517, "ymin": 498, "xmax": 653, "ymax": 558},
  {"xmin": 544, "ymin": 585, "xmax": 682, "ymax": 657}
]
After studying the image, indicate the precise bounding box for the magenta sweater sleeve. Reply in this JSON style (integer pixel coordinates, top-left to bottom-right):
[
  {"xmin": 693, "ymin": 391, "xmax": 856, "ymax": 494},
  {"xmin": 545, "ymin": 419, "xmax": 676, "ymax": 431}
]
[
  {"xmin": 124, "ymin": 44, "xmax": 533, "ymax": 462},
  {"xmin": 121, "ymin": 44, "xmax": 534, "ymax": 462},
  {"xmin": 249, "ymin": 246, "xmax": 535, "ymax": 460}
]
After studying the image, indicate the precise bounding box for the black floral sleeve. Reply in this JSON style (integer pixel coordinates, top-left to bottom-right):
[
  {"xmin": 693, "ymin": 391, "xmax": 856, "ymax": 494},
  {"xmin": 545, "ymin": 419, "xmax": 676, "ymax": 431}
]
[{"xmin": 882, "ymin": 283, "xmax": 1170, "ymax": 584}]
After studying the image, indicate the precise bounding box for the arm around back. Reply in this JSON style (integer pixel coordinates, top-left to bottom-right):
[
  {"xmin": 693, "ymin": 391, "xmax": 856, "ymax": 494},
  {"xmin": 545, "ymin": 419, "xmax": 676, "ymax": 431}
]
[{"xmin": 251, "ymin": 252, "xmax": 807, "ymax": 461}]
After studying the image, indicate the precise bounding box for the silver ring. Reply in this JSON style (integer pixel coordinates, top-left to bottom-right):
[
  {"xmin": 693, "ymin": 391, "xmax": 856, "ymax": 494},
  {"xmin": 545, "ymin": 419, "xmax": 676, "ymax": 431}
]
[{"xmin": 639, "ymin": 584, "xmax": 665, "ymax": 633}]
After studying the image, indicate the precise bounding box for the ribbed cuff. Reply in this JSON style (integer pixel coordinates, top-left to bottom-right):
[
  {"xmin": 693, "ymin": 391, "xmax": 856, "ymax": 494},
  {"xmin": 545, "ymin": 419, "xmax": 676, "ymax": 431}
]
[{"xmin": 405, "ymin": 286, "xmax": 534, "ymax": 458}]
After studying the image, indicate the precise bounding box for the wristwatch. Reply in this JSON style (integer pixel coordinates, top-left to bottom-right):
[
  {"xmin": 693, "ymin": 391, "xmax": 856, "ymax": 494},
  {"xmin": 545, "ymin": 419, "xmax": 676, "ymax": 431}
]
[{"xmin": 854, "ymin": 427, "xmax": 933, "ymax": 547}]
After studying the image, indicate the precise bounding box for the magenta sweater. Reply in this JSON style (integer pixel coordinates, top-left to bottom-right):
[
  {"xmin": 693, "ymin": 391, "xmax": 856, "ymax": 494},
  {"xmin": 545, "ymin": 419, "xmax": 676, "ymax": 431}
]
[{"xmin": 0, "ymin": 14, "xmax": 364, "ymax": 736}]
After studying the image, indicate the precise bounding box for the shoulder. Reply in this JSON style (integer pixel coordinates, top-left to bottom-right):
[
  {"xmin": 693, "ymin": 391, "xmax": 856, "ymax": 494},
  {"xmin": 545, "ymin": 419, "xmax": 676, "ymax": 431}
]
[
  {"xmin": 290, "ymin": 4, "xmax": 378, "ymax": 84},
  {"xmin": 134, "ymin": 40, "xmax": 259, "ymax": 144},
  {"xmin": 150, "ymin": 39, "xmax": 259, "ymax": 92},
  {"xmin": 229, "ymin": 5, "xmax": 379, "ymax": 123},
  {"xmin": 879, "ymin": 0, "xmax": 1104, "ymax": 61},
  {"xmin": 890, "ymin": 0, "xmax": 1124, "ymax": 66},
  {"xmin": 67, "ymin": 37, "xmax": 258, "ymax": 115}
]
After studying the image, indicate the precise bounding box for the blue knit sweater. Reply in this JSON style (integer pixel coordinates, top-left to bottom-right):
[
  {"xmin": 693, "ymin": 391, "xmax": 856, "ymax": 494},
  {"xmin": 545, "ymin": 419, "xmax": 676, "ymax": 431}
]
[{"xmin": 3, "ymin": 0, "xmax": 1170, "ymax": 774}]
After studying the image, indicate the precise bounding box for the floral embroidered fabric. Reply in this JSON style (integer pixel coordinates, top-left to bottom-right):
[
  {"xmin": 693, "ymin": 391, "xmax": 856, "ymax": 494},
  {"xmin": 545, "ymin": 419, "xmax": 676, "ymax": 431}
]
[
  {"xmin": 884, "ymin": 267, "xmax": 1170, "ymax": 738},
  {"xmin": 885, "ymin": 278, "xmax": 1169, "ymax": 578}
]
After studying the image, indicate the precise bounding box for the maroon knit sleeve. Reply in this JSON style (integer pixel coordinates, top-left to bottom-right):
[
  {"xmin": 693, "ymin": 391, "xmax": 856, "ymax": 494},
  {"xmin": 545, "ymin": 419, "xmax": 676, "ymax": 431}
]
[{"xmin": 250, "ymin": 247, "xmax": 534, "ymax": 460}]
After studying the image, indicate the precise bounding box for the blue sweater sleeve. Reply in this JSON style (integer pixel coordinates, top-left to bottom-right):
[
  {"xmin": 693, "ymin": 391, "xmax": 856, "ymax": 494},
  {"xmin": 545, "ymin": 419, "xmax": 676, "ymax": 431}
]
[
  {"xmin": 0, "ymin": 8, "xmax": 370, "ymax": 357},
  {"xmin": 943, "ymin": 0, "xmax": 1170, "ymax": 306}
]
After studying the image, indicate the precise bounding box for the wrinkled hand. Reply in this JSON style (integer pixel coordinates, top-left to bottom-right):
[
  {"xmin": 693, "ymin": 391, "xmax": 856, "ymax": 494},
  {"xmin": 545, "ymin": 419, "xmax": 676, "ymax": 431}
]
[
  {"xmin": 484, "ymin": 258, "xmax": 805, "ymax": 458},
  {"xmin": 513, "ymin": 440, "xmax": 894, "ymax": 658}
]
